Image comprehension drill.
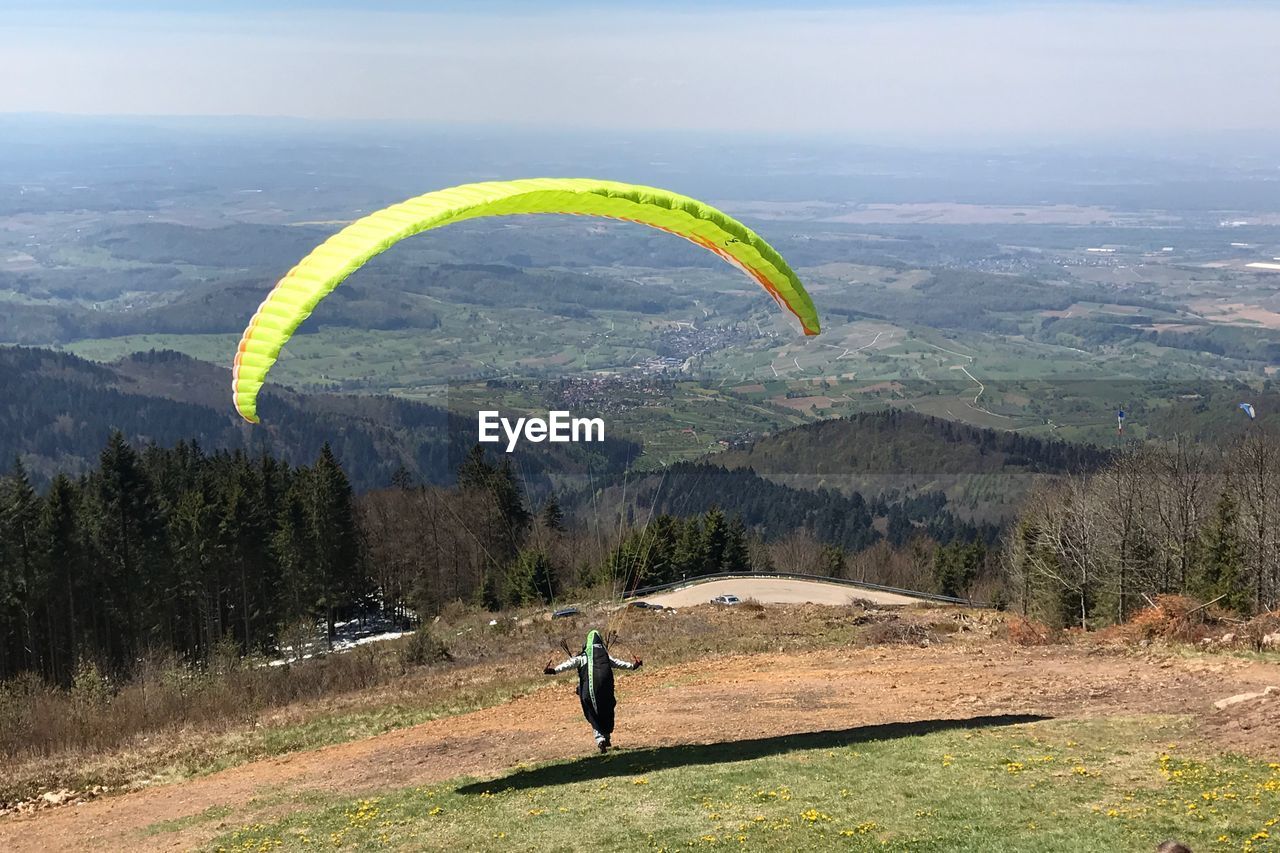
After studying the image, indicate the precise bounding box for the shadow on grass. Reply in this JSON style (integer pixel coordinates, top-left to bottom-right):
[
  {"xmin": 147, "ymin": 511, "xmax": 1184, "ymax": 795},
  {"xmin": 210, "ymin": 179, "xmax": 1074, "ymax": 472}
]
[{"xmin": 458, "ymin": 713, "xmax": 1049, "ymax": 794}]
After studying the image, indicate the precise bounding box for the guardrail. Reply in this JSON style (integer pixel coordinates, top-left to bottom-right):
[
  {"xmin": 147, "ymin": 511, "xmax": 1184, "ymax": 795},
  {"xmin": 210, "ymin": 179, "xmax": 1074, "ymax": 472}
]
[{"xmin": 622, "ymin": 571, "xmax": 992, "ymax": 609}]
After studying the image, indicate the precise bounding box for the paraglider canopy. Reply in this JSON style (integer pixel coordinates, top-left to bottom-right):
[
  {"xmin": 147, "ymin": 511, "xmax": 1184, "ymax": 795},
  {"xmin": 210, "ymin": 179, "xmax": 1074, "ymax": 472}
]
[
  {"xmin": 1239, "ymin": 402, "xmax": 1257, "ymax": 420},
  {"xmin": 230, "ymin": 178, "xmax": 821, "ymax": 423}
]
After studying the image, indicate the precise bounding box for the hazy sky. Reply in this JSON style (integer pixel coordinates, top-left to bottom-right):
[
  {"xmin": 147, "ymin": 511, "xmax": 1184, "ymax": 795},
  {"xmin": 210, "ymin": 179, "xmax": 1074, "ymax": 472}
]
[{"xmin": 4, "ymin": 1, "xmax": 1278, "ymax": 139}]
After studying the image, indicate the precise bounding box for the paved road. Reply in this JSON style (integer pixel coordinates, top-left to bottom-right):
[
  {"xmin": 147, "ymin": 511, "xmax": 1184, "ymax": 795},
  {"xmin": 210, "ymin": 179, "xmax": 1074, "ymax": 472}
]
[{"xmin": 639, "ymin": 577, "xmax": 933, "ymax": 608}]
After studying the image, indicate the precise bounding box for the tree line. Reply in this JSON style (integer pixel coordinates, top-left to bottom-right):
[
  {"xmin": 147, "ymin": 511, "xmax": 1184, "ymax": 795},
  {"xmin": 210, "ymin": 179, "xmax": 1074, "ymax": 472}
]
[
  {"xmin": 0, "ymin": 434, "xmax": 363, "ymax": 685},
  {"xmin": 626, "ymin": 462, "xmax": 998, "ymax": 555},
  {"xmin": 1005, "ymin": 431, "xmax": 1280, "ymax": 628},
  {"xmin": 2, "ymin": 430, "xmax": 1006, "ymax": 685}
]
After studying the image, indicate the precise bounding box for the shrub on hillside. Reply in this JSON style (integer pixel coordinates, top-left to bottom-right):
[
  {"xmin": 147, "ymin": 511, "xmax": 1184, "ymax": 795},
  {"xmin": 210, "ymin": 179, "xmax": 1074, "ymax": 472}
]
[
  {"xmin": 1242, "ymin": 611, "xmax": 1280, "ymax": 652},
  {"xmin": 399, "ymin": 630, "xmax": 452, "ymax": 668},
  {"xmin": 1001, "ymin": 615, "xmax": 1057, "ymax": 646},
  {"xmin": 1127, "ymin": 595, "xmax": 1214, "ymax": 643},
  {"xmin": 864, "ymin": 618, "xmax": 935, "ymax": 646}
]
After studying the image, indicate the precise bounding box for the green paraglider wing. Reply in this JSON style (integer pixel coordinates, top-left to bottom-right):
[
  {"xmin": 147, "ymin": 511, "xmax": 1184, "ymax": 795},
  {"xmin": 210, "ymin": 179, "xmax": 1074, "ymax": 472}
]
[{"xmin": 232, "ymin": 178, "xmax": 820, "ymax": 423}]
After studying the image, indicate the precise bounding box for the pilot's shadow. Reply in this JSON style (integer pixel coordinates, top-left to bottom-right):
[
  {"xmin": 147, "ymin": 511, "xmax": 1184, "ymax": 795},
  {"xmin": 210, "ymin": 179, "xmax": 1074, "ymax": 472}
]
[{"xmin": 458, "ymin": 713, "xmax": 1049, "ymax": 794}]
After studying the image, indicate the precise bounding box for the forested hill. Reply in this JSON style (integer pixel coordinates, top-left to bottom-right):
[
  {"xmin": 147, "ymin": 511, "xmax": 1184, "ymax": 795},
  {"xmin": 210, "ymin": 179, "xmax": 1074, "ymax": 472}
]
[
  {"xmin": 718, "ymin": 410, "xmax": 1106, "ymax": 475},
  {"xmin": 711, "ymin": 409, "xmax": 1110, "ymax": 519},
  {"xmin": 588, "ymin": 461, "xmax": 998, "ymax": 555},
  {"xmin": 0, "ymin": 346, "xmax": 638, "ymax": 492}
]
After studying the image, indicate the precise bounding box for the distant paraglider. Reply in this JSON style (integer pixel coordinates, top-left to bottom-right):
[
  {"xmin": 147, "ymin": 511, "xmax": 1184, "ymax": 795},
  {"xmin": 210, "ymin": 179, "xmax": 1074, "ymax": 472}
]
[
  {"xmin": 230, "ymin": 178, "xmax": 821, "ymax": 423},
  {"xmin": 1239, "ymin": 402, "xmax": 1257, "ymax": 420},
  {"xmin": 1116, "ymin": 409, "xmax": 1126, "ymax": 437}
]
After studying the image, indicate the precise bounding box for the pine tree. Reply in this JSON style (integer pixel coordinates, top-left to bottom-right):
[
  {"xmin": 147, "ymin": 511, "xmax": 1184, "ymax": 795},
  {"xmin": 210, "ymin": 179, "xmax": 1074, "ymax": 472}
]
[
  {"xmin": 721, "ymin": 515, "xmax": 751, "ymax": 573},
  {"xmin": 818, "ymin": 544, "xmax": 846, "ymax": 578},
  {"xmin": 310, "ymin": 444, "xmax": 365, "ymax": 646},
  {"xmin": 1199, "ymin": 491, "xmax": 1249, "ymax": 613},
  {"xmin": 273, "ymin": 473, "xmax": 316, "ymax": 630},
  {"xmin": 933, "ymin": 541, "xmax": 984, "ymax": 599},
  {"xmin": 541, "ymin": 494, "xmax": 565, "ymax": 532},
  {"xmin": 457, "ymin": 445, "xmax": 529, "ymax": 595},
  {"xmin": 673, "ymin": 516, "xmax": 706, "ymax": 580},
  {"xmin": 170, "ymin": 484, "xmax": 222, "ymax": 658},
  {"xmin": 40, "ymin": 474, "xmax": 85, "ymax": 684},
  {"xmin": 642, "ymin": 515, "xmax": 679, "ymax": 584},
  {"xmin": 1, "ymin": 459, "xmax": 45, "ymax": 675},
  {"xmin": 701, "ymin": 508, "xmax": 729, "ymax": 575},
  {"xmin": 92, "ymin": 432, "xmax": 167, "ymax": 668},
  {"xmin": 886, "ymin": 505, "xmax": 913, "ymax": 547},
  {"xmin": 530, "ymin": 550, "xmax": 557, "ymax": 603},
  {"xmin": 505, "ymin": 549, "xmax": 556, "ymax": 606},
  {"xmin": 218, "ymin": 462, "xmax": 274, "ymax": 652},
  {"xmin": 457, "ymin": 445, "xmax": 492, "ymax": 492},
  {"xmin": 492, "ymin": 457, "xmax": 531, "ymax": 555}
]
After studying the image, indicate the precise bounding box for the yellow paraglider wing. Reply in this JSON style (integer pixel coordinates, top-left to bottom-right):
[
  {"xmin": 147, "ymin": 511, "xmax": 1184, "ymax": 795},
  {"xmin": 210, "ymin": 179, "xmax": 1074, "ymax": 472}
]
[{"xmin": 232, "ymin": 178, "xmax": 820, "ymax": 423}]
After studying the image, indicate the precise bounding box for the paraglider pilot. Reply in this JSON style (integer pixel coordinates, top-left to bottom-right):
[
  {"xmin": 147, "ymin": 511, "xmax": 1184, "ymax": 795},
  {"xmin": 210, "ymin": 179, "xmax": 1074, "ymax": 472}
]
[{"xmin": 544, "ymin": 629, "xmax": 642, "ymax": 753}]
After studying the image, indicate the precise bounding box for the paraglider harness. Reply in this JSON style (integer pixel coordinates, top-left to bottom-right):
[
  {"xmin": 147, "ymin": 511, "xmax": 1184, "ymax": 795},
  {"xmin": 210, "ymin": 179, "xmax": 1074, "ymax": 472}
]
[{"xmin": 545, "ymin": 629, "xmax": 641, "ymax": 752}]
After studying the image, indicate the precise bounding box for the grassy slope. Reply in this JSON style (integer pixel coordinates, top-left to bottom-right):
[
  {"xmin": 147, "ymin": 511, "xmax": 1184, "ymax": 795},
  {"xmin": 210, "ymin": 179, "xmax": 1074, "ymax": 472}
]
[
  {"xmin": 203, "ymin": 716, "xmax": 1280, "ymax": 852},
  {"xmin": 2, "ymin": 604, "xmax": 869, "ymax": 808},
  {"xmin": 2, "ymin": 664, "xmax": 545, "ymax": 809}
]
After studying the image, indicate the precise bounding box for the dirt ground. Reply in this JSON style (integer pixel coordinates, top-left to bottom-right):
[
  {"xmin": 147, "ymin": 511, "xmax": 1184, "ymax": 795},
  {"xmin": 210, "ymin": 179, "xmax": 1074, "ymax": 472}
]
[{"xmin": 2, "ymin": 639, "xmax": 1276, "ymax": 853}]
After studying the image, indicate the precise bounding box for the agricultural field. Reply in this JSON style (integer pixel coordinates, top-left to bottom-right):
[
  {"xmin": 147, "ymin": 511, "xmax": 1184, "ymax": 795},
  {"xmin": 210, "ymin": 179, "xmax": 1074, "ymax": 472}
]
[{"xmin": 52, "ymin": 250, "xmax": 1278, "ymax": 454}]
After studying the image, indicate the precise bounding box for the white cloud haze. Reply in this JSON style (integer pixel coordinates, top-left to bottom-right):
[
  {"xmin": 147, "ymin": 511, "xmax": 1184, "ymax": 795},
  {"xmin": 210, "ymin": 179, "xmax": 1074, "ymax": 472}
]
[{"xmin": 3, "ymin": 3, "xmax": 1278, "ymax": 138}]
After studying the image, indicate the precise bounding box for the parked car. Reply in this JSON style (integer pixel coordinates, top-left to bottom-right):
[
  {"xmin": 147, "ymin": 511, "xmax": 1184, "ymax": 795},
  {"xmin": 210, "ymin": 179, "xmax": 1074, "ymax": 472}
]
[
  {"xmin": 710, "ymin": 594, "xmax": 741, "ymax": 606},
  {"xmin": 551, "ymin": 607, "xmax": 581, "ymax": 619},
  {"xmin": 628, "ymin": 600, "xmax": 667, "ymax": 610}
]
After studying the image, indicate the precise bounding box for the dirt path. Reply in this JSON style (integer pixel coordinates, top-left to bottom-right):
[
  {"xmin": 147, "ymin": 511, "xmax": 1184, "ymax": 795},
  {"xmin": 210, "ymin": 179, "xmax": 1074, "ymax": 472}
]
[{"xmin": 2, "ymin": 643, "xmax": 1276, "ymax": 852}]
